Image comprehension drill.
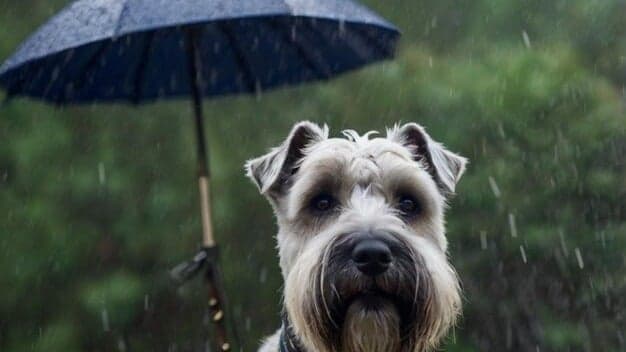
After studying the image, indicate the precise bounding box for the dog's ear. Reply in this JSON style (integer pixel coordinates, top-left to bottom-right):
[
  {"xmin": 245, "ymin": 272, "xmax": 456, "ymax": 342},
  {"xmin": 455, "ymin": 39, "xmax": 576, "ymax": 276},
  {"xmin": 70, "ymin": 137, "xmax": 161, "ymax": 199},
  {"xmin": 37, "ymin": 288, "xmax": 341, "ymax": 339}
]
[
  {"xmin": 246, "ymin": 121, "xmax": 328, "ymax": 195},
  {"xmin": 388, "ymin": 123, "xmax": 468, "ymax": 196}
]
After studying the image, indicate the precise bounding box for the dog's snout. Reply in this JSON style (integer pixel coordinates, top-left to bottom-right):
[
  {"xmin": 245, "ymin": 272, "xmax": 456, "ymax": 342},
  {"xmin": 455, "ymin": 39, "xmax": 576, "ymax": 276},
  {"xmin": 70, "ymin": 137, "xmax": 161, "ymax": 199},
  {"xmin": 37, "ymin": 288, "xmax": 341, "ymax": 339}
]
[{"xmin": 351, "ymin": 239, "xmax": 392, "ymax": 276}]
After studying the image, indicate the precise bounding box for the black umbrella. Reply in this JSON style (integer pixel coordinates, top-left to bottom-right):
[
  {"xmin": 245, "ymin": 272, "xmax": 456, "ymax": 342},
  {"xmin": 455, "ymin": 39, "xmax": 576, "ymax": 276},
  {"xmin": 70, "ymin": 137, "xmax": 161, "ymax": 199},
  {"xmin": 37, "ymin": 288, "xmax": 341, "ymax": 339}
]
[{"xmin": 0, "ymin": 0, "xmax": 399, "ymax": 349}]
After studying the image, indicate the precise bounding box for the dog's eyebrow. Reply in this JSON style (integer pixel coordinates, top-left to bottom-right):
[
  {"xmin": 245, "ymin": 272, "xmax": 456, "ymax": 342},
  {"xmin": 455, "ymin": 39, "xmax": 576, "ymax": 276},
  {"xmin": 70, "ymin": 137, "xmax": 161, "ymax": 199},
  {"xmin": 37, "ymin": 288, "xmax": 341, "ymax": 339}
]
[
  {"xmin": 290, "ymin": 157, "xmax": 345, "ymax": 200},
  {"xmin": 381, "ymin": 165, "xmax": 420, "ymax": 188},
  {"xmin": 295, "ymin": 156, "xmax": 345, "ymax": 182}
]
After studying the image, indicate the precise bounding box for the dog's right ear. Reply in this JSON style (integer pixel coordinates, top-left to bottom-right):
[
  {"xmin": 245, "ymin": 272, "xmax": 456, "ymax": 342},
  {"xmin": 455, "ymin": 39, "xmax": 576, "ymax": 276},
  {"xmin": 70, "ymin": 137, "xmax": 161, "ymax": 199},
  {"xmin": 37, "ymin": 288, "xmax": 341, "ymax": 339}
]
[
  {"xmin": 245, "ymin": 121, "xmax": 328, "ymax": 195},
  {"xmin": 388, "ymin": 123, "xmax": 467, "ymax": 197}
]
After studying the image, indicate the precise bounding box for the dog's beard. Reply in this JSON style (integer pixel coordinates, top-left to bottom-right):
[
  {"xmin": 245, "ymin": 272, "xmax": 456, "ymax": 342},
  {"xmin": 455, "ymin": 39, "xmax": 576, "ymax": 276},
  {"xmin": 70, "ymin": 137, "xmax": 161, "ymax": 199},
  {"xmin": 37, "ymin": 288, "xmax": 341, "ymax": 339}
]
[
  {"xmin": 341, "ymin": 297, "xmax": 401, "ymax": 352},
  {"xmin": 320, "ymin": 234, "xmax": 425, "ymax": 351},
  {"xmin": 284, "ymin": 231, "xmax": 459, "ymax": 352}
]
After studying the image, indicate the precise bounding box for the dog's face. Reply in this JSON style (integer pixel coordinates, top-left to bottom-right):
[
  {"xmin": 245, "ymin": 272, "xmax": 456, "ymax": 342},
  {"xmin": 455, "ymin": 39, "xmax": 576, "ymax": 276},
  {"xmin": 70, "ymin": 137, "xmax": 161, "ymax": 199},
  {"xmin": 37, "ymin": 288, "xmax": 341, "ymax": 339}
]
[{"xmin": 246, "ymin": 122, "xmax": 467, "ymax": 352}]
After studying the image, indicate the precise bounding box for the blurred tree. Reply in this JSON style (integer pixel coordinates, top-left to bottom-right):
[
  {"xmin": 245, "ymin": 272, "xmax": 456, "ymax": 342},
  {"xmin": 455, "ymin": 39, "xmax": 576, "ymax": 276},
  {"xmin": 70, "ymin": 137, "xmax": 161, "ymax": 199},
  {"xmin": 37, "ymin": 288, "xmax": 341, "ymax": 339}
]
[{"xmin": 0, "ymin": 0, "xmax": 625, "ymax": 351}]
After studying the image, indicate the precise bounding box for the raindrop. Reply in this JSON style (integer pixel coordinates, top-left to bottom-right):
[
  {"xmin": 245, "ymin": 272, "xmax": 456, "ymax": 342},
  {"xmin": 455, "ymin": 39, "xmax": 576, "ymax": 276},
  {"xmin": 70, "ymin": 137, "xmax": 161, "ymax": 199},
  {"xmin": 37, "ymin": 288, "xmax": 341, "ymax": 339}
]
[
  {"xmin": 488, "ymin": 176, "xmax": 501, "ymax": 198},
  {"xmin": 144, "ymin": 294, "xmax": 150, "ymax": 310},
  {"xmin": 497, "ymin": 122, "xmax": 506, "ymax": 138},
  {"xmin": 505, "ymin": 317, "xmax": 512, "ymax": 348},
  {"xmin": 599, "ymin": 231, "xmax": 606, "ymax": 249},
  {"xmin": 51, "ymin": 67, "xmax": 60, "ymax": 81},
  {"xmin": 575, "ymin": 248, "xmax": 584, "ymax": 269},
  {"xmin": 559, "ymin": 229, "xmax": 569, "ymax": 257},
  {"xmin": 98, "ymin": 162, "xmax": 106, "ymax": 185},
  {"xmin": 255, "ymin": 80, "xmax": 263, "ymax": 101},
  {"xmin": 290, "ymin": 25, "xmax": 297, "ymax": 41},
  {"xmin": 259, "ymin": 267, "xmax": 267, "ymax": 283},
  {"xmin": 508, "ymin": 213, "xmax": 517, "ymax": 238},
  {"xmin": 522, "ymin": 30, "xmax": 532, "ymax": 49},
  {"xmin": 519, "ymin": 245, "xmax": 527, "ymax": 264},
  {"xmin": 101, "ymin": 308, "xmax": 110, "ymax": 332},
  {"xmin": 117, "ymin": 337, "xmax": 127, "ymax": 351},
  {"xmin": 169, "ymin": 74, "xmax": 178, "ymax": 90},
  {"xmin": 553, "ymin": 144, "xmax": 560, "ymax": 163},
  {"xmin": 480, "ymin": 230, "xmax": 488, "ymax": 250}
]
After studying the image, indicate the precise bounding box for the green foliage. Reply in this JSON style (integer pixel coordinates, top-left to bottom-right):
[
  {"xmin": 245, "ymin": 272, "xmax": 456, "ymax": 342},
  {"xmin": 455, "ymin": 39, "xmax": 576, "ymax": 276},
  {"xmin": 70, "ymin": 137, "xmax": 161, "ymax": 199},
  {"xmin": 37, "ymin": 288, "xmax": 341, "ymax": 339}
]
[{"xmin": 1, "ymin": 0, "xmax": 625, "ymax": 351}]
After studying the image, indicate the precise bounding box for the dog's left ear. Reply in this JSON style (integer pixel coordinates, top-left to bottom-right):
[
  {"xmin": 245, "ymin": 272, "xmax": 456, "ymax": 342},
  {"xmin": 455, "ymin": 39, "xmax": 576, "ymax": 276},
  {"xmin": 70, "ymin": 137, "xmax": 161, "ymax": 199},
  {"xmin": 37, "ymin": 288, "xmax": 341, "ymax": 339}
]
[
  {"xmin": 245, "ymin": 121, "xmax": 328, "ymax": 196},
  {"xmin": 389, "ymin": 123, "xmax": 468, "ymax": 196}
]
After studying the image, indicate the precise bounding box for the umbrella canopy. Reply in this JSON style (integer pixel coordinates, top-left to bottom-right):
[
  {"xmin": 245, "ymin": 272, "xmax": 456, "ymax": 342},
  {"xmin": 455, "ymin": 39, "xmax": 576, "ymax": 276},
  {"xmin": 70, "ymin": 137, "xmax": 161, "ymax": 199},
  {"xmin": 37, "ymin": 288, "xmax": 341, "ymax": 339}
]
[
  {"xmin": 0, "ymin": 1, "xmax": 400, "ymax": 350},
  {"xmin": 0, "ymin": 0, "xmax": 399, "ymax": 103}
]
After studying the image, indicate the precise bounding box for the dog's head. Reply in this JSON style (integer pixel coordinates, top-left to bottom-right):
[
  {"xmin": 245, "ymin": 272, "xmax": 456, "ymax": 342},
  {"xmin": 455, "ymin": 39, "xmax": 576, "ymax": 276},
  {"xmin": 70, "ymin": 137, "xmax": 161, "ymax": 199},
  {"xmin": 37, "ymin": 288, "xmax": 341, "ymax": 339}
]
[{"xmin": 246, "ymin": 121, "xmax": 467, "ymax": 352}]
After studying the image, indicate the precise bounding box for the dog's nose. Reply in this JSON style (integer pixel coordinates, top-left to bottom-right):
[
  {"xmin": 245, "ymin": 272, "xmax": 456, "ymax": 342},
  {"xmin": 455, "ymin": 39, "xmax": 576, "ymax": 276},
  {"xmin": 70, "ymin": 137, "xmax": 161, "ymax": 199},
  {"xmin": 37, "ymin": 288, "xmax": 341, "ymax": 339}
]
[{"xmin": 351, "ymin": 239, "xmax": 392, "ymax": 276}]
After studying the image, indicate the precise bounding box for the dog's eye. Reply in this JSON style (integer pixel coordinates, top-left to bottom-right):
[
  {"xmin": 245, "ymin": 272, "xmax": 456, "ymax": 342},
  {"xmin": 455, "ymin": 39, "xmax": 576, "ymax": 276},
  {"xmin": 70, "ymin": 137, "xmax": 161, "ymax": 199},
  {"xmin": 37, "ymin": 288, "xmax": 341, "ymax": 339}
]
[
  {"xmin": 397, "ymin": 195, "xmax": 421, "ymax": 217},
  {"xmin": 310, "ymin": 193, "xmax": 336, "ymax": 213}
]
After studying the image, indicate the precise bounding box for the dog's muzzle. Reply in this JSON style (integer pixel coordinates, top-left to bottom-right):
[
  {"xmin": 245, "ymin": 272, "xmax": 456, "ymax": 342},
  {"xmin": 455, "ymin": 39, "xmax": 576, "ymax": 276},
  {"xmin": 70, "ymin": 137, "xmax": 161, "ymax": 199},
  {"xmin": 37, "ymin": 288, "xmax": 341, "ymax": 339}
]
[{"xmin": 309, "ymin": 231, "xmax": 431, "ymax": 347}]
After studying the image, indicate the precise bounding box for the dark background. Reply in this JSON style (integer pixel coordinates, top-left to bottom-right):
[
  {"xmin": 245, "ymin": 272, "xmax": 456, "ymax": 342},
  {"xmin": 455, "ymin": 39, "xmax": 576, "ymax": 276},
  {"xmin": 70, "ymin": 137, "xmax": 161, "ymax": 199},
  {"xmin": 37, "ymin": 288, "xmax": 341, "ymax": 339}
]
[{"xmin": 0, "ymin": 0, "xmax": 625, "ymax": 351}]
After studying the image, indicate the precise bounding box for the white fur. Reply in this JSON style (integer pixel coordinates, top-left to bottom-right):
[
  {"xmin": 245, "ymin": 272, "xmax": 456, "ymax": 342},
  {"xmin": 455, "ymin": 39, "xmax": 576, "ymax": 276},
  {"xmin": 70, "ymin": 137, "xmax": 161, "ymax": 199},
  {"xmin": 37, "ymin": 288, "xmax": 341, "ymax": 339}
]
[{"xmin": 246, "ymin": 122, "xmax": 467, "ymax": 352}]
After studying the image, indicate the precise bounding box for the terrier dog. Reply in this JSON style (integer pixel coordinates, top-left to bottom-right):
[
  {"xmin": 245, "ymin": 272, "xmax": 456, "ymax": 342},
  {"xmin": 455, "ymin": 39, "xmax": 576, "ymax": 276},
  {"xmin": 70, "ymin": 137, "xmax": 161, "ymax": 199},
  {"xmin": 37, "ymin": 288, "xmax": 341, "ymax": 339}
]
[{"xmin": 246, "ymin": 122, "xmax": 467, "ymax": 352}]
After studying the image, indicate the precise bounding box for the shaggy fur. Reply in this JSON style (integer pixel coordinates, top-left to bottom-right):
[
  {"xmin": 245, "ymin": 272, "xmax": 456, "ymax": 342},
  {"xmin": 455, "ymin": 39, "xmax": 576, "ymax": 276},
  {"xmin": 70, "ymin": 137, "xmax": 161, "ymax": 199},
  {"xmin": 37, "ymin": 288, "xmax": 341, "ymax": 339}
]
[{"xmin": 246, "ymin": 122, "xmax": 467, "ymax": 352}]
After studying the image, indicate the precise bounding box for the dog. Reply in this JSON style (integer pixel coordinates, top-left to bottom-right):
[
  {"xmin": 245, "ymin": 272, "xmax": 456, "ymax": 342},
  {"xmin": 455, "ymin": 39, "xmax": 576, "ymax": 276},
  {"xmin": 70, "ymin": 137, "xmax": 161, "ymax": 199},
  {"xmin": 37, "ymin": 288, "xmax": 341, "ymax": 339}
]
[{"xmin": 246, "ymin": 121, "xmax": 467, "ymax": 352}]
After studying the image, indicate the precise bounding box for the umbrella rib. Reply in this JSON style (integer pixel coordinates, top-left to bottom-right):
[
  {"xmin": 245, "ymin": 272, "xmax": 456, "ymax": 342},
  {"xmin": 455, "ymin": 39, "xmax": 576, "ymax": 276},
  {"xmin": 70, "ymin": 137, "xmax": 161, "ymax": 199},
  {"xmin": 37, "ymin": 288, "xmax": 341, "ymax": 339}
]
[
  {"xmin": 265, "ymin": 18, "xmax": 332, "ymax": 80},
  {"xmin": 217, "ymin": 21, "xmax": 258, "ymax": 93},
  {"xmin": 132, "ymin": 31, "xmax": 157, "ymax": 103}
]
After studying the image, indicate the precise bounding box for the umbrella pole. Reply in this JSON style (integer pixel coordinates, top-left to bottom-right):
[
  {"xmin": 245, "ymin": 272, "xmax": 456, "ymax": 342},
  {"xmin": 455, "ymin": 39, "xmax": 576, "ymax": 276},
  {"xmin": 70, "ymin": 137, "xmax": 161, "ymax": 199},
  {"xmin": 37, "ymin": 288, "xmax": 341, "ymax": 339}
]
[{"xmin": 186, "ymin": 27, "xmax": 233, "ymax": 352}]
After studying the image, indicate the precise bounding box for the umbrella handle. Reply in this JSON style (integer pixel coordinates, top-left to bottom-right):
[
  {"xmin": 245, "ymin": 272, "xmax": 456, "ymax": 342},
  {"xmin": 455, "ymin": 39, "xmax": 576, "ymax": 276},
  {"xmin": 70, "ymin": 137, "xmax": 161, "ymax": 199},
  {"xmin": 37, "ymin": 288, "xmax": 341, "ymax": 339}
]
[
  {"xmin": 198, "ymin": 175, "xmax": 215, "ymax": 247},
  {"xmin": 185, "ymin": 26, "xmax": 239, "ymax": 351},
  {"xmin": 204, "ymin": 246, "xmax": 235, "ymax": 352},
  {"xmin": 169, "ymin": 247, "xmax": 237, "ymax": 351}
]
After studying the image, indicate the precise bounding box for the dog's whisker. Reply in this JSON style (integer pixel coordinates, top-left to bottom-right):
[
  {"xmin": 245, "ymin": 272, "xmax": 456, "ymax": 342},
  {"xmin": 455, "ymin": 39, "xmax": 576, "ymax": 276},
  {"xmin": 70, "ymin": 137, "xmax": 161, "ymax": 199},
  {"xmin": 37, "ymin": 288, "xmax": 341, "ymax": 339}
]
[
  {"xmin": 410, "ymin": 251, "xmax": 422, "ymax": 310},
  {"xmin": 330, "ymin": 283, "xmax": 341, "ymax": 302}
]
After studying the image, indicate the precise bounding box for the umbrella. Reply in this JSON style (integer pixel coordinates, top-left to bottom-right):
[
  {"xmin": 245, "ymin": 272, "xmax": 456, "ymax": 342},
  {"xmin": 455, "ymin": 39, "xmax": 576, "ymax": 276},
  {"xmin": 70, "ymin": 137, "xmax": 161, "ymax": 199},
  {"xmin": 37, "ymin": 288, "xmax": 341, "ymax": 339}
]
[{"xmin": 0, "ymin": 0, "xmax": 400, "ymax": 349}]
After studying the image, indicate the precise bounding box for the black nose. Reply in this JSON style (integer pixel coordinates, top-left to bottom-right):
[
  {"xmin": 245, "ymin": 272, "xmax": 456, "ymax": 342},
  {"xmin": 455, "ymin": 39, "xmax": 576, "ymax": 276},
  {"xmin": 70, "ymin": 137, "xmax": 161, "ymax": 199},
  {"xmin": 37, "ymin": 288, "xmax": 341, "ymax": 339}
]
[{"xmin": 351, "ymin": 239, "xmax": 392, "ymax": 276}]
